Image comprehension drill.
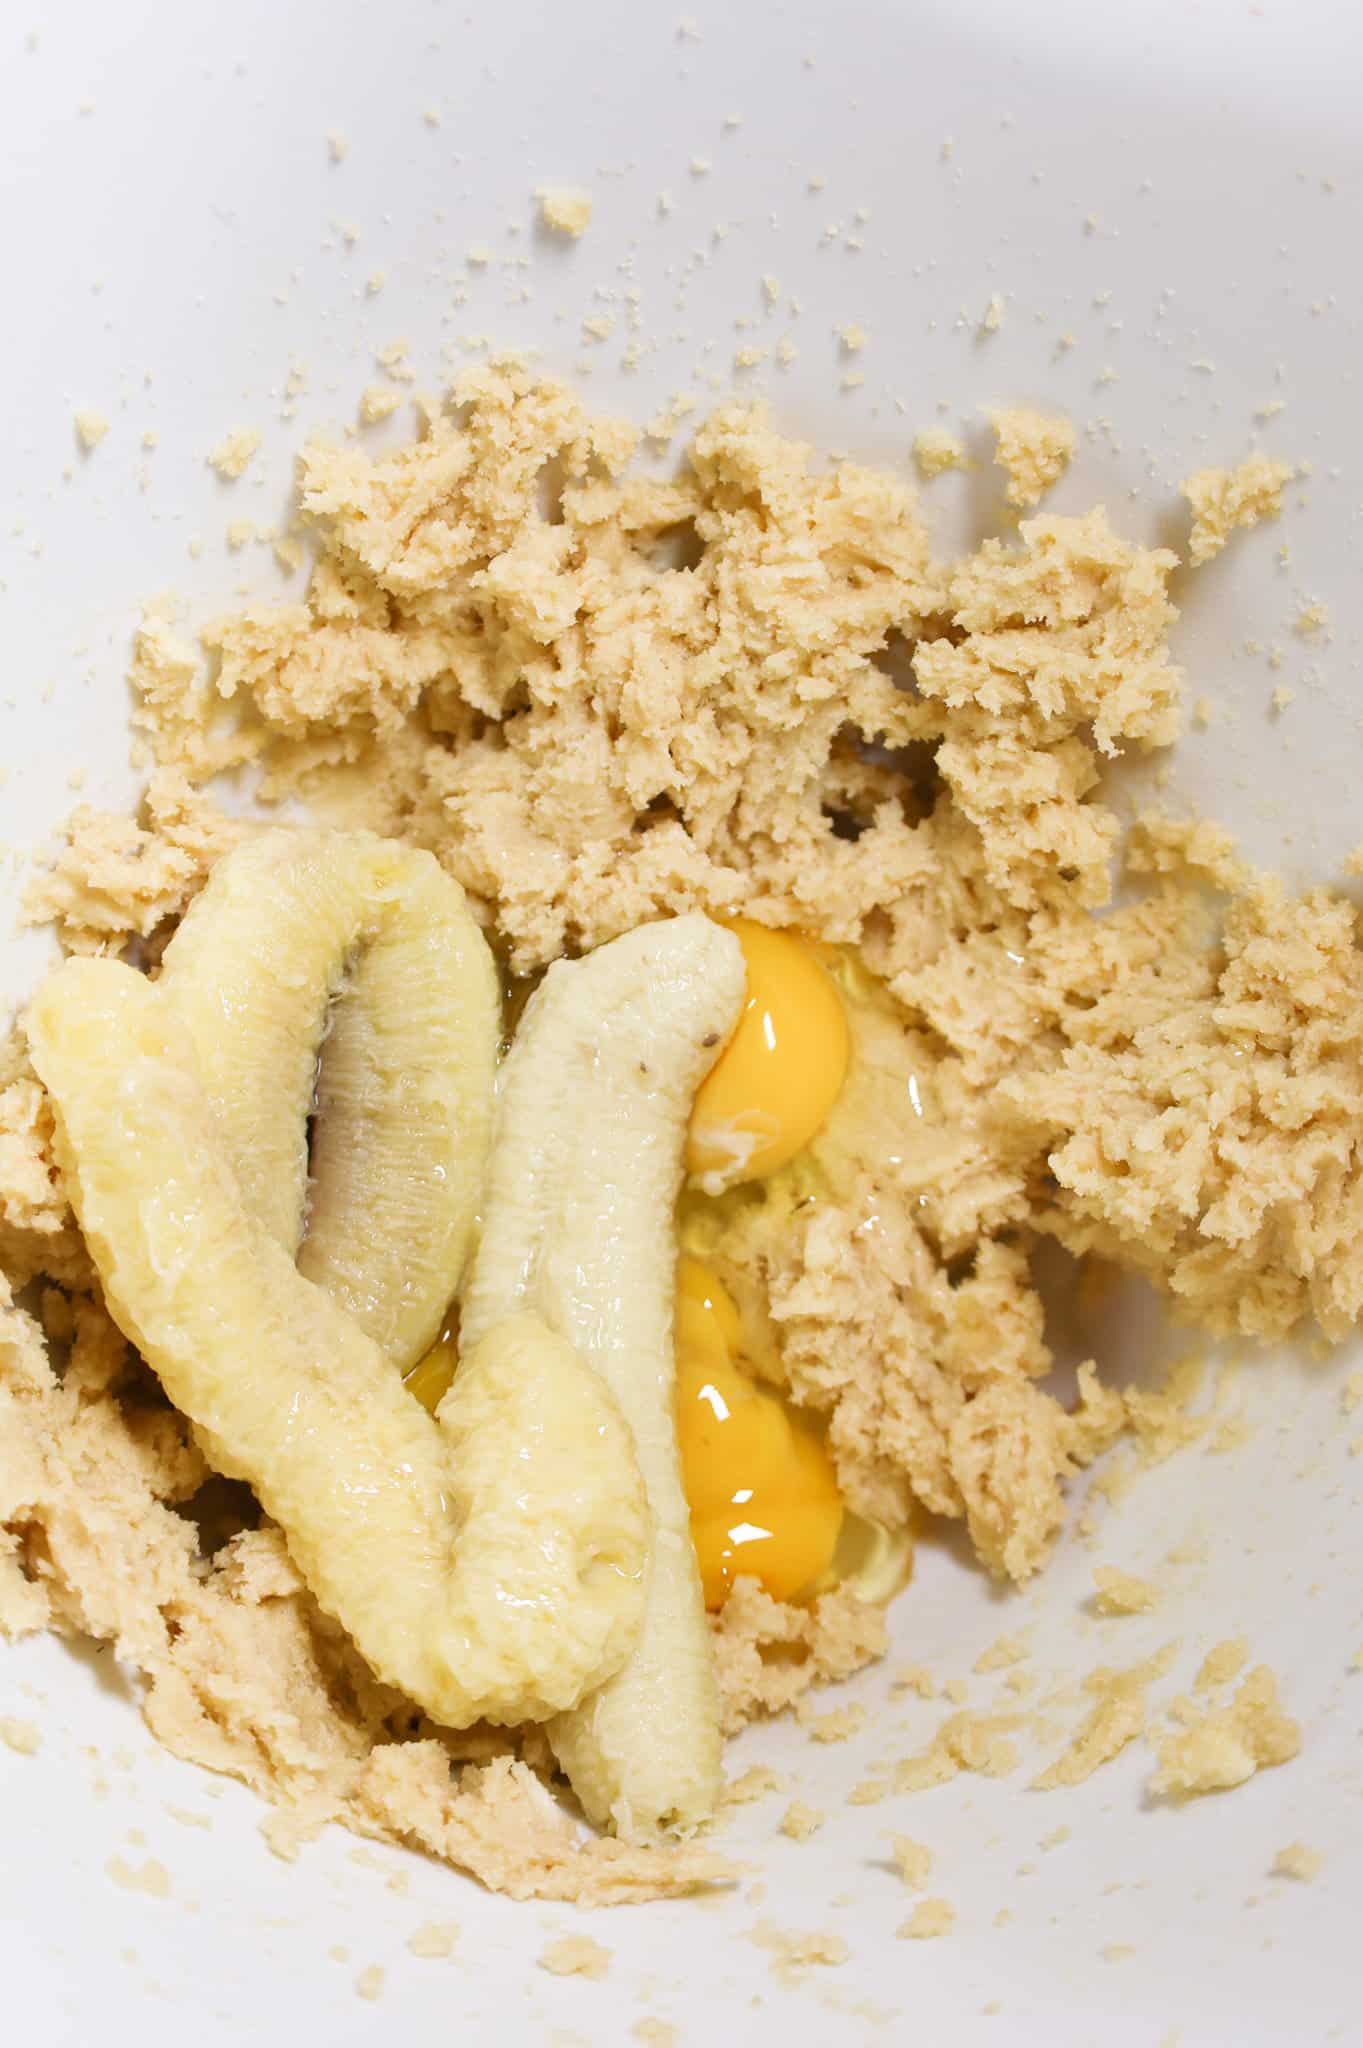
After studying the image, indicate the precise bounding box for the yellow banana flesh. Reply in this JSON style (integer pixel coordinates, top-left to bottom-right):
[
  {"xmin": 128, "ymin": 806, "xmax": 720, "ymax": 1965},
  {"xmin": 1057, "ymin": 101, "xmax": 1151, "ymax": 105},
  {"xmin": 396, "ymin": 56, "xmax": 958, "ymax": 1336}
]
[
  {"xmin": 28, "ymin": 956, "xmax": 649, "ymax": 1729},
  {"xmin": 156, "ymin": 829, "xmax": 498, "ymax": 1369},
  {"xmin": 463, "ymin": 914, "xmax": 747, "ymax": 1838}
]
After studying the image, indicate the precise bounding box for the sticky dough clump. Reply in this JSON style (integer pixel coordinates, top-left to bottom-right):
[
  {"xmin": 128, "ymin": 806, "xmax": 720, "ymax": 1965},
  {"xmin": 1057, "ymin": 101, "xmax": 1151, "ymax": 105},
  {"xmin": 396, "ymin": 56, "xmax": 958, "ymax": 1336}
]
[{"xmin": 5, "ymin": 365, "xmax": 1355, "ymax": 1889}]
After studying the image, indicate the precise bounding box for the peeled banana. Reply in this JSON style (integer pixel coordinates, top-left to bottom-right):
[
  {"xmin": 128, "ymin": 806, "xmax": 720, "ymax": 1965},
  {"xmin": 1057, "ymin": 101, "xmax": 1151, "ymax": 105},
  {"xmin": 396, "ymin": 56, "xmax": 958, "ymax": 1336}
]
[
  {"xmin": 28, "ymin": 957, "xmax": 649, "ymax": 1728},
  {"xmin": 156, "ymin": 829, "xmax": 498, "ymax": 1369},
  {"xmin": 462, "ymin": 914, "xmax": 747, "ymax": 1837}
]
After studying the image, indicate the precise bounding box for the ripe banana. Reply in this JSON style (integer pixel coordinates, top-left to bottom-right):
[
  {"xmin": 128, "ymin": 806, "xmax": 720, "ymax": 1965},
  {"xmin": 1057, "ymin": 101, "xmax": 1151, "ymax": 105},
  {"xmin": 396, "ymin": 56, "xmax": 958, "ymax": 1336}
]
[
  {"xmin": 156, "ymin": 828, "xmax": 498, "ymax": 1369},
  {"xmin": 462, "ymin": 914, "xmax": 747, "ymax": 1838},
  {"xmin": 27, "ymin": 957, "xmax": 649, "ymax": 1728}
]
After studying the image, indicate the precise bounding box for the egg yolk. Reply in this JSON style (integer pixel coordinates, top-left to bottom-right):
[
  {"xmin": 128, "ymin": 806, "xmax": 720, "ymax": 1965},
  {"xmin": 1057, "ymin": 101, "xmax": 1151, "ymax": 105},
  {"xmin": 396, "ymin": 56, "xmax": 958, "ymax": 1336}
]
[
  {"xmin": 675, "ymin": 1257, "xmax": 843, "ymax": 1609},
  {"xmin": 687, "ymin": 919, "xmax": 850, "ymax": 1192},
  {"xmin": 403, "ymin": 1331, "xmax": 457, "ymax": 1413}
]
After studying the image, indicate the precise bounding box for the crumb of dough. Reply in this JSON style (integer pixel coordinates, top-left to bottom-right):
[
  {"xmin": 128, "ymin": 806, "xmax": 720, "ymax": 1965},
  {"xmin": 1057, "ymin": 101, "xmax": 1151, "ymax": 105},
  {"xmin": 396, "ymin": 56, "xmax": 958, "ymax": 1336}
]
[
  {"xmin": 1004, "ymin": 827, "xmax": 1363, "ymax": 1345},
  {"xmin": 1271, "ymin": 1841, "xmax": 1322, "ymax": 1881},
  {"xmin": 23, "ymin": 769, "xmax": 249, "ymax": 956},
  {"xmin": 895, "ymin": 1711, "xmax": 1024, "ymax": 1793},
  {"xmin": 326, "ymin": 130, "xmax": 349, "ymax": 162},
  {"xmin": 406, "ymin": 1919, "xmax": 459, "ymax": 1958},
  {"xmin": 645, "ymin": 392, "xmax": 698, "ymax": 444},
  {"xmin": 1103, "ymin": 1942, "xmax": 1137, "ymax": 1963},
  {"xmin": 780, "ymin": 1801, "xmax": 824, "ymax": 1840},
  {"xmin": 1093, "ymin": 1565, "xmax": 1161, "ymax": 1614},
  {"xmin": 890, "ymin": 1835, "xmax": 933, "ymax": 1888},
  {"xmin": 539, "ymin": 1935, "xmax": 611, "ymax": 1980},
  {"xmin": 797, "ymin": 1701, "xmax": 866, "ymax": 1744},
  {"xmin": 207, "ymin": 428, "xmax": 262, "ymax": 481},
  {"xmin": 1294, "ymin": 601, "xmax": 1330, "ymax": 643},
  {"xmin": 354, "ymin": 1964, "xmax": 384, "ymax": 2001},
  {"xmin": 913, "ymin": 426, "xmax": 967, "ymax": 477},
  {"xmin": 1122, "ymin": 1356, "xmax": 1212, "ymax": 1468},
  {"xmin": 980, "ymin": 293, "xmax": 1005, "ymax": 334},
  {"xmin": 360, "ymin": 386, "xmax": 405, "ymax": 425},
  {"xmin": 74, "ymin": 408, "xmax": 110, "ymax": 452},
  {"xmin": 1150, "ymin": 1666, "xmax": 1299, "ymax": 1797},
  {"xmin": 749, "ymin": 1921, "xmax": 849, "ymax": 1975},
  {"xmin": 711, "ymin": 1581, "xmax": 886, "ymax": 1734},
  {"xmin": 1341, "ymin": 1371, "xmax": 1363, "ymax": 1415},
  {"xmin": 721, "ymin": 1764, "xmax": 784, "ymax": 1806},
  {"xmin": 1181, "ymin": 454, "xmax": 1293, "ymax": 564},
  {"xmin": 537, "ymin": 186, "xmax": 592, "ymax": 238},
  {"xmin": 0, "ymin": 1714, "xmax": 41, "ymax": 1754},
  {"xmin": 837, "ymin": 323, "xmax": 866, "ymax": 352},
  {"xmin": 107, "ymin": 1855, "xmax": 171, "ymax": 1899},
  {"xmin": 847, "ymin": 1779, "xmax": 888, "ymax": 1805},
  {"xmin": 987, "ymin": 408, "xmax": 1076, "ymax": 507},
  {"xmin": 1194, "ymin": 1638, "xmax": 1250, "ymax": 1692},
  {"xmin": 891, "ymin": 1665, "xmax": 937, "ymax": 1700},
  {"xmin": 974, "ymin": 1633, "xmax": 1029, "ymax": 1673},
  {"xmin": 165, "ymin": 1805, "xmax": 211, "ymax": 1829},
  {"xmin": 1033, "ymin": 1644, "xmax": 1177, "ymax": 1790},
  {"xmin": 897, "ymin": 1897, "xmax": 955, "ymax": 1939},
  {"xmin": 633, "ymin": 2022, "xmax": 678, "ymax": 2048}
]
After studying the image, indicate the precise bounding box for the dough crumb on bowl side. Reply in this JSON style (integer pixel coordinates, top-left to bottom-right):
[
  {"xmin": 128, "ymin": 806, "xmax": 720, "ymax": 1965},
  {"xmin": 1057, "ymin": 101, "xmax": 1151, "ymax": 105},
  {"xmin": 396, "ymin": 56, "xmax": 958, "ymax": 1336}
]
[
  {"xmin": 1032, "ymin": 1644, "xmax": 1178, "ymax": 1790},
  {"xmin": 779, "ymin": 1801, "xmax": 824, "ymax": 1841},
  {"xmin": 538, "ymin": 1934, "xmax": 611, "ymax": 1979},
  {"xmin": 1271, "ymin": 1841, "xmax": 1322, "ymax": 1881},
  {"xmin": 1150, "ymin": 1665, "xmax": 1300, "ymax": 1797},
  {"xmin": 536, "ymin": 186, "xmax": 593, "ymax": 238},
  {"xmin": 897, "ymin": 1896, "xmax": 955, "ymax": 1939},
  {"xmin": 207, "ymin": 427, "xmax": 262, "ymax": 481},
  {"xmin": 1180, "ymin": 452, "xmax": 1293, "ymax": 564},
  {"xmin": 912, "ymin": 426, "xmax": 968, "ymax": 478},
  {"xmin": 1093, "ymin": 1565, "xmax": 1161, "ymax": 1615},
  {"xmin": 0, "ymin": 1715, "xmax": 42, "ymax": 1755},
  {"xmin": 986, "ymin": 406, "xmax": 1076, "ymax": 507}
]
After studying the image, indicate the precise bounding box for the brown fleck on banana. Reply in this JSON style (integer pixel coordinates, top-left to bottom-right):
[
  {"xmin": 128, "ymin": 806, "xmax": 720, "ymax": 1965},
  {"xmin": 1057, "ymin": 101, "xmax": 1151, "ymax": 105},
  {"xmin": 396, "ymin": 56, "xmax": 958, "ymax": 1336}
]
[
  {"xmin": 156, "ymin": 828, "xmax": 497, "ymax": 1369},
  {"xmin": 28, "ymin": 957, "xmax": 649, "ymax": 1728},
  {"xmin": 462, "ymin": 914, "xmax": 746, "ymax": 1838}
]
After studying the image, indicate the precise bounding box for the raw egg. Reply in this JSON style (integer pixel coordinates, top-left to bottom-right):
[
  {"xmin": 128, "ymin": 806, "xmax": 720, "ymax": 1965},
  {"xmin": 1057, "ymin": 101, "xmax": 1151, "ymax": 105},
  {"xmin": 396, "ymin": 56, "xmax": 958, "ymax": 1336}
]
[
  {"xmin": 675, "ymin": 1258, "xmax": 844, "ymax": 1609},
  {"xmin": 687, "ymin": 919, "xmax": 850, "ymax": 1192},
  {"xmin": 403, "ymin": 1330, "xmax": 457, "ymax": 1413}
]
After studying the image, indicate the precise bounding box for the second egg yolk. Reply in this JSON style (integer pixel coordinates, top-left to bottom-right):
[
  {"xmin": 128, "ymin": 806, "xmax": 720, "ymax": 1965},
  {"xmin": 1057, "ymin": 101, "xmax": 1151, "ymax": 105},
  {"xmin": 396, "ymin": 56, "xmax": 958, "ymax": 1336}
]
[
  {"xmin": 687, "ymin": 919, "xmax": 849, "ymax": 1193},
  {"xmin": 675, "ymin": 1257, "xmax": 843, "ymax": 1610},
  {"xmin": 403, "ymin": 1330, "xmax": 457, "ymax": 1413}
]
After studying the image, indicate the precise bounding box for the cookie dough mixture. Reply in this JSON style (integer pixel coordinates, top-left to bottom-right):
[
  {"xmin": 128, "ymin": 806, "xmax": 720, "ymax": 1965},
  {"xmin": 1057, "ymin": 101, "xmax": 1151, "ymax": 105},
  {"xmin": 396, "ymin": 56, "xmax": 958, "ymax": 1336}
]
[{"xmin": 2, "ymin": 366, "xmax": 1355, "ymax": 1895}]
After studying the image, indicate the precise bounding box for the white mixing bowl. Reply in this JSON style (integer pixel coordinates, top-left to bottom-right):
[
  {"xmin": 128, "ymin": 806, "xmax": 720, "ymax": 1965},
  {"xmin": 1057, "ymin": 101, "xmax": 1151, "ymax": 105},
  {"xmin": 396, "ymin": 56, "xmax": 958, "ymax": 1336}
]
[{"xmin": 4, "ymin": 3, "xmax": 1361, "ymax": 2041}]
